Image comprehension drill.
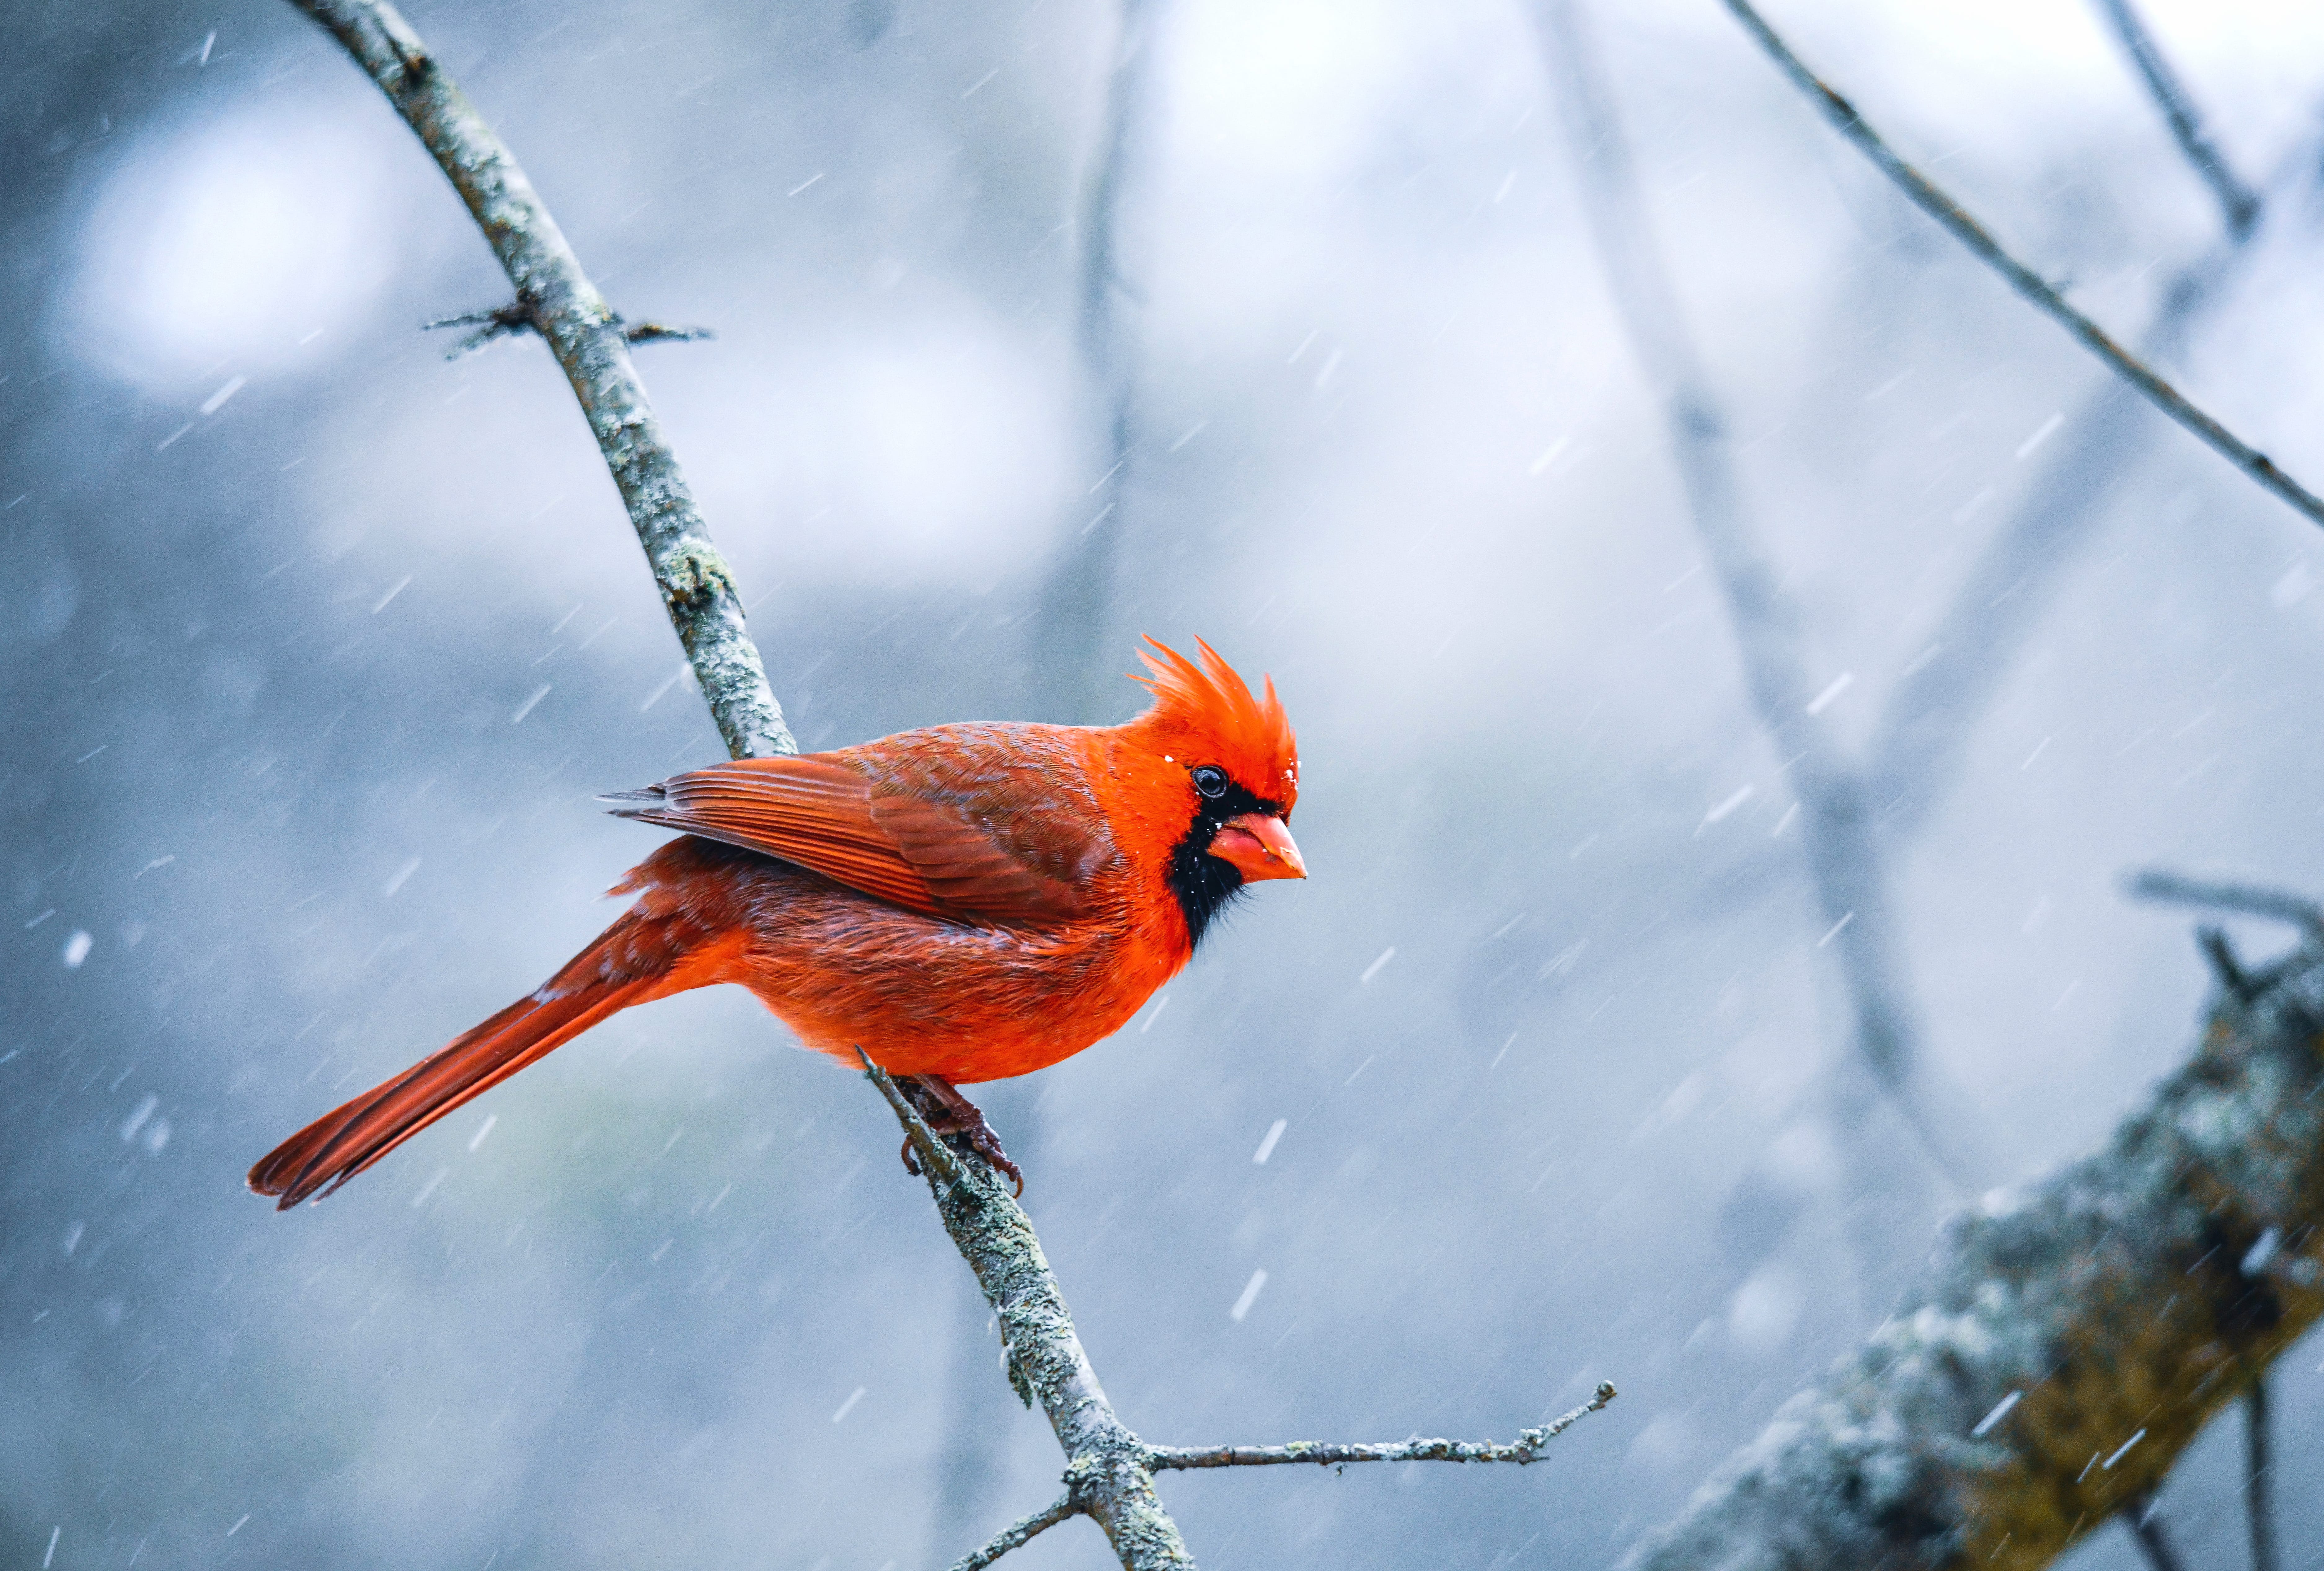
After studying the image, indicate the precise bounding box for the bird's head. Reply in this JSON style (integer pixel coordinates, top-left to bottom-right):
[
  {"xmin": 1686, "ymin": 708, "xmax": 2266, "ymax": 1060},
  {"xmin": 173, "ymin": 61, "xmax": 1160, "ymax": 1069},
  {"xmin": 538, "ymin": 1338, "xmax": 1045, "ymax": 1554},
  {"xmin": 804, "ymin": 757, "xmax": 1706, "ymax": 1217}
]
[{"xmin": 1122, "ymin": 637, "xmax": 1304, "ymax": 948}]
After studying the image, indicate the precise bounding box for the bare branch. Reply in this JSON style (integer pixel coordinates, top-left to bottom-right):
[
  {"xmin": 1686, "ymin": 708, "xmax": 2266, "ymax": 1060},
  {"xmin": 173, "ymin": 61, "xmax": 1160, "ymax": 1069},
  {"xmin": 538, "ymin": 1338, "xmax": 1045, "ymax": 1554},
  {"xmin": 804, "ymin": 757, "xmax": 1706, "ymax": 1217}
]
[
  {"xmin": 858, "ymin": 1054, "xmax": 1197, "ymax": 1570},
  {"xmin": 946, "ymin": 1495, "xmax": 1081, "ymax": 1571},
  {"xmin": 1147, "ymin": 1383, "xmax": 1616, "ymax": 1472},
  {"xmin": 2127, "ymin": 868, "xmax": 2324, "ymax": 937},
  {"xmin": 1538, "ymin": 0, "xmax": 1995, "ymax": 1194},
  {"xmin": 2245, "ymin": 1378, "xmax": 2279, "ymax": 1571},
  {"xmin": 2090, "ymin": 0, "xmax": 2259, "ymax": 237},
  {"xmin": 1720, "ymin": 0, "xmax": 2324, "ymax": 532},
  {"xmin": 2123, "ymin": 1493, "xmax": 2190, "ymax": 1571},
  {"xmin": 286, "ymin": 0, "xmax": 793, "ymax": 762},
  {"xmin": 304, "ymin": 11, "xmax": 1615, "ymax": 1566},
  {"xmin": 1624, "ymin": 921, "xmax": 2324, "ymax": 1571}
]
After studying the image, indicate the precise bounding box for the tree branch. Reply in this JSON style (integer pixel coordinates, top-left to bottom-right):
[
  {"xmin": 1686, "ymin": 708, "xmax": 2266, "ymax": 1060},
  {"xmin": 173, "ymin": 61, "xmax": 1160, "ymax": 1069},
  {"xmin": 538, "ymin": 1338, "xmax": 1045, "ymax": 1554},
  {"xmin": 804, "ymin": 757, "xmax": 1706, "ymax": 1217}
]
[
  {"xmin": 858, "ymin": 1053, "xmax": 1196, "ymax": 1569},
  {"xmin": 1147, "ymin": 1383, "xmax": 1616, "ymax": 1472},
  {"xmin": 946, "ymin": 1495, "xmax": 1080, "ymax": 1571},
  {"xmin": 1624, "ymin": 908, "xmax": 2324, "ymax": 1571},
  {"xmin": 1538, "ymin": 0, "xmax": 1995, "ymax": 1195},
  {"xmin": 2090, "ymin": 0, "xmax": 2259, "ymax": 237},
  {"xmin": 301, "ymin": 8, "xmax": 1614, "ymax": 1564},
  {"xmin": 287, "ymin": 0, "xmax": 793, "ymax": 763},
  {"xmin": 423, "ymin": 303, "xmax": 715, "ymax": 359},
  {"xmin": 2244, "ymin": 1377, "xmax": 2279, "ymax": 1571},
  {"xmin": 861, "ymin": 1055, "xmax": 1610, "ymax": 1568},
  {"xmin": 2128, "ymin": 868, "xmax": 2324, "ymax": 937},
  {"xmin": 1719, "ymin": 0, "xmax": 2324, "ymax": 532}
]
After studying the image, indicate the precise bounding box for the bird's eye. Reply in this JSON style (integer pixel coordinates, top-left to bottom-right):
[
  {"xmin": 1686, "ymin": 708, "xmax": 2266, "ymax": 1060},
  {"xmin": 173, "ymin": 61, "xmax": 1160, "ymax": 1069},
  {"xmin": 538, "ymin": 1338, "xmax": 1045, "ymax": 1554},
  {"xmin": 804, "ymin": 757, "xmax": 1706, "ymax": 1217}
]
[{"xmin": 1191, "ymin": 765, "xmax": 1228, "ymax": 798}]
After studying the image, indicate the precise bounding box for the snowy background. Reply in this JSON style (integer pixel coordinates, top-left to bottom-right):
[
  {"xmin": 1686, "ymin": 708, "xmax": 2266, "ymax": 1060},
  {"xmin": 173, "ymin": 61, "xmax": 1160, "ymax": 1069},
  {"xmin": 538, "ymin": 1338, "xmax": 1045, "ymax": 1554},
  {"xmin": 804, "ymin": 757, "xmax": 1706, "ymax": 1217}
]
[{"xmin": 8, "ymin": 0, "xmax": 2324, "ymax": 1567}]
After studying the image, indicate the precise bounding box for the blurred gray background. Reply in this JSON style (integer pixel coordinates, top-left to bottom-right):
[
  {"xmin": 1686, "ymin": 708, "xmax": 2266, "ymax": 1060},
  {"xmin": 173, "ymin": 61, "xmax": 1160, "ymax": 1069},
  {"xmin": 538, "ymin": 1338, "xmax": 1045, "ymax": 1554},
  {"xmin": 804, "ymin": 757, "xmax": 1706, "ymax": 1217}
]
[{"xmin": 8, "ymin": 1, "xmax": 2324, "ymax": 1567}]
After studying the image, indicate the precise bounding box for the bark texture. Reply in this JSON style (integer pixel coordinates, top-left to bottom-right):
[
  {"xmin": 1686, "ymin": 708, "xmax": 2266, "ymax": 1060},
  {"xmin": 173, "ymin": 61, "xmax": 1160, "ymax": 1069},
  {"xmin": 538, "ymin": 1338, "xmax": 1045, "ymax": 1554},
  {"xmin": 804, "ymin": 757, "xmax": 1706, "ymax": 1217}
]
[
  {"xmin": 1627, "ymin": 933, "xmax": 2324, "ymax": 1571},
  {"xmin": 289, "ymin": 0, "xmax": 794, "ymax": 763}
]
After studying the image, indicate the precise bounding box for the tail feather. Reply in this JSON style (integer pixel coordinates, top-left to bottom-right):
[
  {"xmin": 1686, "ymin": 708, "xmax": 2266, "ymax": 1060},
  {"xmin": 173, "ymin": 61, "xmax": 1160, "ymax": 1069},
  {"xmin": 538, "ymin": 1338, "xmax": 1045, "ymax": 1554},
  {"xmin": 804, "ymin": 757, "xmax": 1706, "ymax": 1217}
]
[{"xmin": 249, "ymin": 899, "xmax": 711, "ymax": 1209}]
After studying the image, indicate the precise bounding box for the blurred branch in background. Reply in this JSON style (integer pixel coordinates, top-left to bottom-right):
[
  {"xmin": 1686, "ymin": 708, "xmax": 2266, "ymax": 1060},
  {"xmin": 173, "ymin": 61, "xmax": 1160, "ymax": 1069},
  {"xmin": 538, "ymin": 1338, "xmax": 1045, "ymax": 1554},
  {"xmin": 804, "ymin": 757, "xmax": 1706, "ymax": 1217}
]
[
  {"xmin": 1872, "ymin": 60, "xmax": 2315, "ymax": 837},
  {"xmin": 2245, "ymin": 1375, "xmax": 2280, "ymax": 1571},
  {"xmin": 283, "ymin": 0, "xmax": 793, "ymax": 764},
  {"xmin": 1626, "ymin": 896, "xmax": 2324, "ymax": 1571},
  {"xmin": 289, "ymin": 8, "xmax": 1616, "ymax": 1569},
  {"xmin": 2091, "ymin": 0, "xmax": 2260, "ymax": 238},
  {"xmin": 1030, "ymin": 0, "xmax": 1162, "ymax": 726},
  {"xmin": 2129, "ymin": 868, "xmax": 2324, "ymax": 936},
  {"xmin": 1537, "ymin": 0, "xmax": 1997, "ymax": 1203},
  {"xmin": 859, "ymin": 1058, "xmax": 1615, "ymax": 1571},
  {"xmin": 1720, "ymin": 0, "xmax": 2324, "ymax": 531}
]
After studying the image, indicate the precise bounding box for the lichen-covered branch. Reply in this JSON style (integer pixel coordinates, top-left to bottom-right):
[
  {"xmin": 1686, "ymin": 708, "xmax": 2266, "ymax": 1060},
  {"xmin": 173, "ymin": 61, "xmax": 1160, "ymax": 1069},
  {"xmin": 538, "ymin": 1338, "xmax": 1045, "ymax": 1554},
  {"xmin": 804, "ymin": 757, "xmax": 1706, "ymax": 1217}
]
[
  {"xmin": 1624, "ymin": 917, "xmax": 2324, "ymax": 1571},
  {"xmin": 864, "ymin": 1057, "xmax": 1610, "ymax": 1569},
  {"xmin": 1147, "ymin": 1383, "xmax": 1616, "ymax": 1472},
  {"xmin": 859, "ymin": 1054, "xmax": 1196, "ymax": 1570},
  {"xmin": 303, "ymin": 8, "xmax": 1612, "ymax": 1562},
  {"xmin": 1537, "ymin": 0, "xmax": 1995, "ymax": 1194},
  {"xmin": 1720, "ymin": 0, "xmax": 2324, "ymax": 532},
  {"xmin": 2090, "ymin": 0, "xmax": 2258, "ymax": 237},
  {"xmin": 946, "ymin": 1495, "xmax": 1079, "ymax": 1571},
  {"xmin": 287, "ymin": 0, "xmax": 794, "ymax": 762}
]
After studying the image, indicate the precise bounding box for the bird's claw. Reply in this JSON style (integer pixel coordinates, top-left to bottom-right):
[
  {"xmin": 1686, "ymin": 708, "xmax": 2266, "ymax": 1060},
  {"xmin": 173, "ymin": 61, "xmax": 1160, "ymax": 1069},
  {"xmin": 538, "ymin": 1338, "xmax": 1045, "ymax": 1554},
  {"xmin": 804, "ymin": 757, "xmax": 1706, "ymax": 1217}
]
[{"xmin": 895, "ymin": 1075, "xmax": 1026, "ymax": 1197}]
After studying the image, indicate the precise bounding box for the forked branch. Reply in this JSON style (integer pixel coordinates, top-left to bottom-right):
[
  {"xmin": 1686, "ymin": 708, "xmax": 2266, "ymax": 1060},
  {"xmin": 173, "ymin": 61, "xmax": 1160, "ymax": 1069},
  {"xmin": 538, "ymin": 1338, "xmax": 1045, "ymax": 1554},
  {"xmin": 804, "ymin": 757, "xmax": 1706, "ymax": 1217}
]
[
  {"xmin": 863, "ymin": 1055, "xmax": 1615, "ymax": 1570},
  {"xmin": 294, "ymin": 6, "xmax": 1614, "ymax": 1564}
]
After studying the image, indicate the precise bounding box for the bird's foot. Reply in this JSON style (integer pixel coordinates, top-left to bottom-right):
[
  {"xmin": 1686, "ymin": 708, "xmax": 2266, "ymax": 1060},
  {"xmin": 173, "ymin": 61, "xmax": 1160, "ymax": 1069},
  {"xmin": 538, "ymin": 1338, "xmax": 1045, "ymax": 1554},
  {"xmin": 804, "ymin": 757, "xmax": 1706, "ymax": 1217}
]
[{"xmin": 896, "ymin": 1075, "xmax": 1025, "ymax": 1197}]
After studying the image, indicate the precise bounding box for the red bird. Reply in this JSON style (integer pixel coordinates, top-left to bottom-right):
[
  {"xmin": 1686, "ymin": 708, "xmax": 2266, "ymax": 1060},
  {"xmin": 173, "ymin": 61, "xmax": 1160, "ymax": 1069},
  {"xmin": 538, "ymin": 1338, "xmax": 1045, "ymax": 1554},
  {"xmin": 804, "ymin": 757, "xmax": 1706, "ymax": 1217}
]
[{"xmin": 249, "ymin": 638, "xmax": 1303, "ymax": 1207}]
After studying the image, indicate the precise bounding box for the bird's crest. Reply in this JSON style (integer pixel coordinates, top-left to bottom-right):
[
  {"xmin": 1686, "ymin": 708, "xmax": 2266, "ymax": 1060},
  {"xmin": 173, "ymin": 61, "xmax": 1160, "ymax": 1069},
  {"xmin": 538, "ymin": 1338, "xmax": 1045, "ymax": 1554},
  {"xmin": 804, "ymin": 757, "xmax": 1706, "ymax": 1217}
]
[{"xmin": 1130, "ymin": 637, "xmax": 1299, "ymax": 811}]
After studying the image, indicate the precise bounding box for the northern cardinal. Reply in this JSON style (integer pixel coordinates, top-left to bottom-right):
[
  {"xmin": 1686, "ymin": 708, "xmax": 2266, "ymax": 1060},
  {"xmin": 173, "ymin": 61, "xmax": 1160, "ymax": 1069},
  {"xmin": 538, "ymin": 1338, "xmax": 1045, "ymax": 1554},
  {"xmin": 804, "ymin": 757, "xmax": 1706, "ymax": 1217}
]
[{"xmin": 249, "ymin": 638, "xmax": 1303, "ymax": 1207}]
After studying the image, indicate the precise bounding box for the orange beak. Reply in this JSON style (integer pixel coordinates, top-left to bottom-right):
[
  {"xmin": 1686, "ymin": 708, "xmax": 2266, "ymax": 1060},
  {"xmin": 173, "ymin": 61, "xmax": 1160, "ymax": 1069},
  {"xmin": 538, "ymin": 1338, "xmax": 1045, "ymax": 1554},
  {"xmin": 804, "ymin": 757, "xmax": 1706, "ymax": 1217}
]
[{"xmin": 1208, "ymin": 812, "xmax": 1307, "ymax": 882}]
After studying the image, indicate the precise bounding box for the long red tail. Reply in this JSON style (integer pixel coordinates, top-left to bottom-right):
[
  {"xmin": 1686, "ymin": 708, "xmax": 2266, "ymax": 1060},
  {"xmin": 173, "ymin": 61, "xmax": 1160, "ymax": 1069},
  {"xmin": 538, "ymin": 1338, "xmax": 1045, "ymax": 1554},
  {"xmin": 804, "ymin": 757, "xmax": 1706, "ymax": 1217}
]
[{"xmin": 250, "ymin": 885, "xmax": 724, "ymax": 1208}]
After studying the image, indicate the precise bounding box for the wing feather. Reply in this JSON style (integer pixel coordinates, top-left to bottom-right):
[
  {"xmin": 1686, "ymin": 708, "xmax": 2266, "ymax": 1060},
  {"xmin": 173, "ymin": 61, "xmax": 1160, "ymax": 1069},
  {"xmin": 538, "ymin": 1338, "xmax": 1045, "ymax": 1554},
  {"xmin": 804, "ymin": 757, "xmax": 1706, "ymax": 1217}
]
[{"xmin": 603, "ymin": 730, "xmax": 1108, "ymax": 926}]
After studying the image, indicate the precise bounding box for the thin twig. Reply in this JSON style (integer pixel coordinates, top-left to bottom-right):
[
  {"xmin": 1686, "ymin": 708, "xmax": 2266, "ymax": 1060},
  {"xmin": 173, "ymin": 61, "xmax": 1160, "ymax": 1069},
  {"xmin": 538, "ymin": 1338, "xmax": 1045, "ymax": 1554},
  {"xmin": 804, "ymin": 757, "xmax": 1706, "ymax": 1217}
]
[
  {"xmin": 946, "ymin": 1494, "xmax": 1080, "ymax": 1571},
  {"xmin": 1538, "ymin": 0, "xmax": 1993, "ymax": 1195},
  {"xmin": 2123, "ymin": 1491, "xmax": 2189, "ymax": 1571},
  {"xmin": 2127, "ymin": 869, "xmax": 2324, "ymax": 938},
  {"xmin": 1721, "ymin": 0, "xmax": 2324, "ymax": 532},
  {"xmin": 287, "ymin": 0, "xmax": 793, "ymax": 762},
  {"xmin": 1148, "ymin": 1383, "xmax": 1616, "ymax": 1471},
  {"xmin": 2246, "ymin": 1377, "xmax": 2279, "ymax": 1571},
  {"xmin": 2090, "ymin": 0, "xmax": 2259, "ymax": 237}
]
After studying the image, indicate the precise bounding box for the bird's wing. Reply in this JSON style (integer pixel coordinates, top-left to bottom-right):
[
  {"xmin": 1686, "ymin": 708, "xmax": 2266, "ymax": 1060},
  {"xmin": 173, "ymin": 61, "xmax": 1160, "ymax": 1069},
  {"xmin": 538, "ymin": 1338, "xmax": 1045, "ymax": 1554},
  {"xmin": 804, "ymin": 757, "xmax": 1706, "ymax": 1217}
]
[{"xmin": 601, "ymin": 727, "xmax": 1111, "ymax": 926}]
